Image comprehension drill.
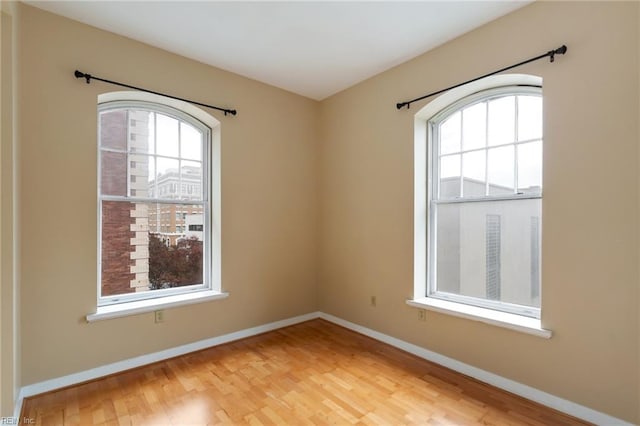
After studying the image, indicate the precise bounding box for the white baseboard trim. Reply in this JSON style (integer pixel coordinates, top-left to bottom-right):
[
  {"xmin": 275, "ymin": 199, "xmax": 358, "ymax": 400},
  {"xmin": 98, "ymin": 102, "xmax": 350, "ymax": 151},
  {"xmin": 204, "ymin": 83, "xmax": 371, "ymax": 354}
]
[
  {"xmin": 15, "ymin": 311, "xmax": 632, "ymax": 426},
  {"xmin": 17, "ymin": 311, "xmax": 321, "ymax": 401},
  {"xmin": 318, "ymin": 312, "xmax": 633, "ymax": 426}
]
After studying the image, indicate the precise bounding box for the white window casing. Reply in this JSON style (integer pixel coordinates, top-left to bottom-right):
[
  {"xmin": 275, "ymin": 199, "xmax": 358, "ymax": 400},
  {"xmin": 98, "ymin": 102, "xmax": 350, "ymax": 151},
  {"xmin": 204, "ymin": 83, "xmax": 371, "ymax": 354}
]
[
  {"xmin": 89, "ymin": 91, "xmax": 224, "ymax": 319},
  {"xmin": 410, "ymin": 75, "xmax": 551, "ymax": 337}
]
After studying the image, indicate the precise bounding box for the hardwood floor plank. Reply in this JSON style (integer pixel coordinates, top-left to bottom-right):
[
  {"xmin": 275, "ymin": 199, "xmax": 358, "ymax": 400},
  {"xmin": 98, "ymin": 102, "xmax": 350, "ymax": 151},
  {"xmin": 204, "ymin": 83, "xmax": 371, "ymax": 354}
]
[{"xmin": 21, "ymin": 319, "xmax": 591, "ymax": 426}]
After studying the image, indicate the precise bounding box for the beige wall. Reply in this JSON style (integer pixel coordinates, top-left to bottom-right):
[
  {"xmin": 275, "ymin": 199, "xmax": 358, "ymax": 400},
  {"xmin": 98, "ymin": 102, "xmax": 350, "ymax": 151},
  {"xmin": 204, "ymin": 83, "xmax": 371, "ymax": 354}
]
[
  {"xmin": 6, "ymin": 1, "xmax": 640, "ymax": 423},
  {"xmin": 318, "ymin": 1, "xmax": 639, "ymax": 423},
  {"xmin": 1, "ymin": 1, "xmax": 20, "ymax": 417},
  {"xmin": 17, "ymin": 3, "xmax": 319, "ymax": 386}
]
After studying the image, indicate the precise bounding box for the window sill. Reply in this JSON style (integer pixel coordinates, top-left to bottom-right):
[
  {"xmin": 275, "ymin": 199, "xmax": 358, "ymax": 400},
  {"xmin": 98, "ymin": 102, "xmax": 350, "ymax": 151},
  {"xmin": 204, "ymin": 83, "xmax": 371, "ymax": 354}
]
[
  {"xmin": 86, "ymin": 290, "xmax": 229, "ymax": 322},
  {"xmin": 406, "ymin": 297, "xmax": 552, "ymax": 338}
]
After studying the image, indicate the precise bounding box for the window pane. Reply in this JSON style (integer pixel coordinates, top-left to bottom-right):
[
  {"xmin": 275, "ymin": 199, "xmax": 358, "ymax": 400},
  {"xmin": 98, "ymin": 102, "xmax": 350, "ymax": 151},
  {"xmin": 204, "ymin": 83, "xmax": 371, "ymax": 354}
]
[
  {"xmin": 100, "ymin": 110, "xmax": 127, "ymax": 150},
  {"xmin": 439, "ymin": 154, "xmax": 460, "ymax": 199},
  {"xmin": 434, "ymin": 204, "xmax": 459, "ymax": 295},
  {"xmin": 156, "ymin": 113, "xmax": 179, "ymax": 157},
  {"xmin": 435, "ymin": 199, "xmax": 541, "ymax": 308},
  {"xmin": 101, "ymin": 151, "xmax": 127, "ymax": 196},
  {"xmin": 462, "ymin": 102, "xmax": 486, "ymax": 150},
  {"xmin": 147, "ymin": 156, "xmax": 156, "ymax": 198},
  {"xmin": 180, "ymin": 160, "xmax": 203, "ymax": 201},
  {"xmin": 517, "ymin": 140, "xmax": 542, "ymax": 194},
  {"xmin": 440, "ymin": 112, "xmax": 461, "ymax": 155},
  {"xmin": 129, "ymin": 154, "xmax": 152, "ymax": 198},
  {"xmin": 101, "ymin": 200, "xmax": 140, "ymax": 296},
  {"xmin": 440, "ymin": 154, "xmax": 460, "ymax": 178},
  {"xmin": 101, "ymin": 201, "xmax": 204, "ymax": 297},
  {"xmin": 518, "ymin": 95, "xmax": 542, "ymax": 141},
  {"xmin": 487, "ymin": 145, "xmax": 514, "ymax": 195},
  {"xmin": 149, "ymin": 203, "xmax": 204, "ymax": 291},
  {"xmin": 462, "ymin": 150, "xmax": 486, "ymax": 197},
  {"xmin": 488, "ymin": 96, "xmax": 515, "ymax": 146},
  {"xmin": 155, "ymin": 157, "xmax": 180, "ymax": 199},
  {"xmin": 181, "ymin": 122, "xmax": 202, "ymax": 161},
  {"xmin": 129, "ymin": 111, "xmax": 153, "ymax": 154}
]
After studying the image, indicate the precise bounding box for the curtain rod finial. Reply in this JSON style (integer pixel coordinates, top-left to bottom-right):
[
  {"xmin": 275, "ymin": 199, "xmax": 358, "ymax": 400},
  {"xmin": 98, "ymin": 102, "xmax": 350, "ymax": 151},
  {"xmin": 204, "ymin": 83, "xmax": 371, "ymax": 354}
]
[
  {"xmin": 549, "ymin": 45, "xmax": 567, "ymax": 63},
  {"xmin": 74, "ymin": 70, "xmax": 92, "ymax": 84}
]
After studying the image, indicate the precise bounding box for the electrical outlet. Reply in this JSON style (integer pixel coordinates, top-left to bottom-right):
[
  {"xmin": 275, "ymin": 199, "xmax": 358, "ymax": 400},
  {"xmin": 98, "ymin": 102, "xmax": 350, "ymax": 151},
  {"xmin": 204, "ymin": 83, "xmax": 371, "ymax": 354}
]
[
  {"xmin": 154, "ymin": 310, "xmax": 164, "ymax": 323},
  {"xmin": 418, "ymin": 309, "xmax": 426, "ymax": 321},
  {"xmin": 370, "ymin": 296, "xmax": 377, "ymax": 307}
]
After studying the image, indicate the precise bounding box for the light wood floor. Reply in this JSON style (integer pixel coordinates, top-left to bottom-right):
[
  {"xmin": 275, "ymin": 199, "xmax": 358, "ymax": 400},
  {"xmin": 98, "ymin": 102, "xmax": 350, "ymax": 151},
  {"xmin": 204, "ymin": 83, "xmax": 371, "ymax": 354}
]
[{"xmin": 22, "ymin": 319, "xmax": 590, "ymax": 425}]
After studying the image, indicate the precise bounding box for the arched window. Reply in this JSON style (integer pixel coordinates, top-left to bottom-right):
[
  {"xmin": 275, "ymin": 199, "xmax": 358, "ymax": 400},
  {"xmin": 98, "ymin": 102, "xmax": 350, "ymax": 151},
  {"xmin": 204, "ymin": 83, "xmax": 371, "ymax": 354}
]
[
  {"xmin": 97, "ymin": 92, "xmax": 221, "ymax": 307},
  {"xmin": 413, "ymin": 75, "xmax": 543, "ymax": 322}
]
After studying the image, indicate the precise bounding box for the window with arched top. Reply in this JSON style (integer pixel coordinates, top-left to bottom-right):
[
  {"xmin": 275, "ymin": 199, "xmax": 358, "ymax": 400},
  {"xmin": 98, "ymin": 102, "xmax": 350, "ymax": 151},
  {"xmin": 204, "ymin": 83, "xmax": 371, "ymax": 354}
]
[
  {"xmin": 430, "ymin": 86, "xmax": 542, "ymax": 317},
  {"xmin": 96, "ymin": 92, "xmax": 222, "ymax": 310},
  {"xmin": 412, "ymin": 75, "xmax": 543, "ymax": 325}
]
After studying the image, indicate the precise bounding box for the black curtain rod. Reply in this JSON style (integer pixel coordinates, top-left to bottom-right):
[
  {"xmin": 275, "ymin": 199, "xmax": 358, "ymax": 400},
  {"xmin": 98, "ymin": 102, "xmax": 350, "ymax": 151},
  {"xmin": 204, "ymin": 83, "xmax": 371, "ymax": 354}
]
[
  {"xmin": 396, "ymin": 44, "xmax": 567, "ymax": 110},
  {"xmin": 74, "ymin": 70, "xmax": 237, "ymax": 116}
]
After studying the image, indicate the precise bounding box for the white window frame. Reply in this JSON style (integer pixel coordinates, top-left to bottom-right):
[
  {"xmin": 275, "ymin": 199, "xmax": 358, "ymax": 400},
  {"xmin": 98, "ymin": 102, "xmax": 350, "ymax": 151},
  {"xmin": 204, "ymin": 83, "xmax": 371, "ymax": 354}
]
[
  {"xmin": 409, "ymin": 74, "xmax": 551, "ymax": 338},
  {"xmin": 428, "ymin": 85, "xmax": 542, "ymax": 319},
  {"xmin": 89, "ymin": 91, "xmax": 224, "ymax": 320}
]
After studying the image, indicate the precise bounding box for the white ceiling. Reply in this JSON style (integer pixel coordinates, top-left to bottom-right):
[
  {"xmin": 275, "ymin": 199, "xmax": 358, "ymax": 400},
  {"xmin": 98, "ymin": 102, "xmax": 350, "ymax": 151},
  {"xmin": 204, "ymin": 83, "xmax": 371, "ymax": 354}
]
[{"xmin": 27, "ymin": 1, "xmax": 531, "ymax": 100}]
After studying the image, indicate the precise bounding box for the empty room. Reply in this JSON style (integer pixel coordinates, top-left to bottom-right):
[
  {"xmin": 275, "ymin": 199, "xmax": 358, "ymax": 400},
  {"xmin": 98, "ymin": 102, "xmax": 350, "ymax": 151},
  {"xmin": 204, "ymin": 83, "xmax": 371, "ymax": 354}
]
[{"xmin": 1, "ymin": 1, "xmax": 639, "ymax": 425}]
